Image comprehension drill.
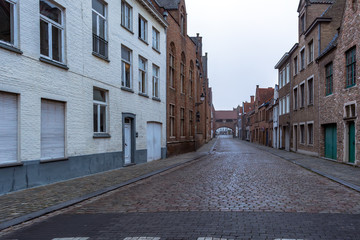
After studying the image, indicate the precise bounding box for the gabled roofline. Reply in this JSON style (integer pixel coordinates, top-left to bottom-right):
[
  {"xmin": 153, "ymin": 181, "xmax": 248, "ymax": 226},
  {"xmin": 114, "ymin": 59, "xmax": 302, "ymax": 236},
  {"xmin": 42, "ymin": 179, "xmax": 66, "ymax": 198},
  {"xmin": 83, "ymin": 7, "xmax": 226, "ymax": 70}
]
[
  {"xmin": 137, "ymin": 0, "xmax": 168, "ymax": 28},
  {"xmin": 274, "ymin": 43, "xmax": 299, "ymax": 69},
  {"xmin": 304, "ymin": 17, "xmax": 332, "ymax": 36}
]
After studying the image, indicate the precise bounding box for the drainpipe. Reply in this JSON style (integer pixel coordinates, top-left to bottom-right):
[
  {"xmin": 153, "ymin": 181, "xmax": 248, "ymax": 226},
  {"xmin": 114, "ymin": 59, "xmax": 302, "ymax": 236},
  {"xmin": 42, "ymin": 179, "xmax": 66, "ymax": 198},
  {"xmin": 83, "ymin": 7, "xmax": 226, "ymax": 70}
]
[{"xmin": 318, "ymin": 24, "xmax": 321, "ymax": 56}]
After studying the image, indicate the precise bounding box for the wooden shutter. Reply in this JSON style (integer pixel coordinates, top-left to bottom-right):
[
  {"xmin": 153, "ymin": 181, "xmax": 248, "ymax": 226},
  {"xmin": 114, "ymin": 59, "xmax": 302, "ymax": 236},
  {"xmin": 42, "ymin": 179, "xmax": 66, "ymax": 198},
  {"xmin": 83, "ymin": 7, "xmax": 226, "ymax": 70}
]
[
  {"xmin": 41, "ymin": 99, "xmax": 65, "ymax": 159},
  {"xmin": 0, "ymin": 92, "xmax": 18, "ymax": 164}
]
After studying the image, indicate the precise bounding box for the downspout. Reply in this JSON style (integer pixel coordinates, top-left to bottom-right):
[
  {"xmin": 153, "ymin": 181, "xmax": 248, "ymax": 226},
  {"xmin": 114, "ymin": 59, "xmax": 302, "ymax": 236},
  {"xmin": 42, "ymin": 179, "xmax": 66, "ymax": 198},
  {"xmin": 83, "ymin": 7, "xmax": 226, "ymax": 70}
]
[{"xmin": 318, "ymin": 24, "xmax": 321, "ymax": 56}]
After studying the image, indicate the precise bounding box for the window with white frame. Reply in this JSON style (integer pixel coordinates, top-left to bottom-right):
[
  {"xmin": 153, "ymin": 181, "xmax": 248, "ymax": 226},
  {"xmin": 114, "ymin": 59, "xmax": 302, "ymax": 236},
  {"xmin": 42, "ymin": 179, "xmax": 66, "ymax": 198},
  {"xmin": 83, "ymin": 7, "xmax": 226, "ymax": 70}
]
[
  {"xmin": 300, "ymin": 48, "xmax": 305, "ymax": 70},
  {"xmin": 40, "ymin": 0, "xmax": 64, "ymax": 62},
  {"xmin": 152, "ymin": 65, "xmax": 159, "ymax": 98},
  {"xmin": 41, "ymin": 99, "xmax": 65, "ymax": 159},
  {"xmin": 300, "ymin": 124, "xmax": 305, "ymax": 144},
  {"xmin": 300, "ymin": 82, "xmax": 305, "ymax": 108},
  {"xmin": 121, "ymin": 46, "xmax": 132, "ymax": 88},
  {"xmin": 286, "ymin": 63, "xmax": 290, "ymax": 84},
  {"xmin": 308, "ymin": 41, "xmax": 314, "ymax": 63},
  {"xmin": 293, "ymin": 87, "xmax": 298, "ymax": 110},
  {"xmin": 0, "ymin": 92, "xmax": 18, "ymax": 164},
  {"xmin": 307, "ymin": 123, "xmax": 313, "ymax": 145},
  {"xmin": 282, "ymin": 98, "xmax": 285, "ymax": 115},
  {"xmin": 121, "ymin": 1, "xmax": 132, "ymax": 31},
  {"xmin": 138, "ymin": 56, "xmax": 147, "ymax": 94},
  {"xmin": 93, "ymin": 88, "xmax": 107, "ymax": 133},
  {"xmin": 169, "ymin": 46, "xmax": 175, "ymax": 88},
  {"xmin": 152, "ymin": 27, "xmax": 159, "ymax": 51},
  {"xmin": 307, "ymin": 77, "xmax": 313, "ymax": 105},
  {"xmin": 279, "ymin": 98, "xmax": 283, "ymax": 115},
  {"xmin": 138, "ymin": 15, "xmax": 147, "ymax": 42},
  {"xmin": 92, "ymin": 0, "xmax": 108, "ymax": 58},
  {"xmin": 286, "ymin": 94, "xmax": 290, "ymax": 113},
  {"xmin": 294, "ymin": 56, "xmax": 298, "ymax": 75},
  {"xmin": 0, "ymin": 0, "xmax": 18, "ymax": 47}
]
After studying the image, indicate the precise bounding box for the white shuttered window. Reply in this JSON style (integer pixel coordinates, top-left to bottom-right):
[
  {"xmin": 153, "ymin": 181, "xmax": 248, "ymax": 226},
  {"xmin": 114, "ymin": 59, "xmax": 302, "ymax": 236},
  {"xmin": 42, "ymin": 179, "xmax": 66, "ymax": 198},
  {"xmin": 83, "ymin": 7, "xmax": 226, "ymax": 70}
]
[
  {"xmin": 41, "ymin": 99, "xmax": 65, "ymax": 159},
  {"xmin": 0, "ymin": 92, "xmax": 18, "ymax": 164}
]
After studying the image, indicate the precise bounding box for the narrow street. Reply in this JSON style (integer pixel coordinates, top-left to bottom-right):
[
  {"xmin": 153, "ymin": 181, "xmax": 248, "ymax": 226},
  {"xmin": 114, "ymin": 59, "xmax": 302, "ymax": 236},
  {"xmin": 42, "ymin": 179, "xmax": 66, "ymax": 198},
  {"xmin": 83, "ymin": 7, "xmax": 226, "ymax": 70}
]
[{"xmin": 2, "ymin": 136, "xmax": 360, "ymax": 240}]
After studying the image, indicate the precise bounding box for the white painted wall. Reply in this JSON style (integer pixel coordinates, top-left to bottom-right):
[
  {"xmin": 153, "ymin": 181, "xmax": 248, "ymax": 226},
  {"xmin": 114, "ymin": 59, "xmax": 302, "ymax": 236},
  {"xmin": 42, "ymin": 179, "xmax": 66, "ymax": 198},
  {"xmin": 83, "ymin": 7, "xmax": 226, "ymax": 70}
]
[{"xmin": 0, "ymin": 0, "xmax": 167, "ymax": 163}]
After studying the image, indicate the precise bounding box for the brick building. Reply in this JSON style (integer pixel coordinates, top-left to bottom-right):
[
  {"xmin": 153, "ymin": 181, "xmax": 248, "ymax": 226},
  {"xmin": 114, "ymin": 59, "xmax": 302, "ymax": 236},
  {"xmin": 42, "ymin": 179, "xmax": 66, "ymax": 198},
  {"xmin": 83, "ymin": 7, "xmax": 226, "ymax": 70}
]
[
  {"xmin": 241, "ymin": 96, "xmax": 255, "ymax": 141},
  {"xmin": 317, "ymin": 0, "xmax": 358, "ymax": 165},
  {"xmin": 154, "ymin": 0, "xmax": 211, "ymax": 156}
]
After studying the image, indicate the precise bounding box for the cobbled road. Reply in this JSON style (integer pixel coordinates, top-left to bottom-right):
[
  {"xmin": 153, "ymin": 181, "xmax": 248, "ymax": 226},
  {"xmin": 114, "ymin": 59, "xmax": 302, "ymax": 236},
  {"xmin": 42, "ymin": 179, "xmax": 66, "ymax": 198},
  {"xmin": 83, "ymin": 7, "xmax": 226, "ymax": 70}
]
[{"xmin": 2, "ymin": 136, "xmax": 360, "ymax": 240}]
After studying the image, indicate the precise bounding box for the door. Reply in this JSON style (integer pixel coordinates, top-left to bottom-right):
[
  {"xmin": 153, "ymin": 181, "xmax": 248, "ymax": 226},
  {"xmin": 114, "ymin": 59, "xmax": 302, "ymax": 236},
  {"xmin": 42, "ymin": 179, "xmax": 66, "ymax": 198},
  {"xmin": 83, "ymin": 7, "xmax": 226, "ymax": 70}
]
[
  {"xmin": 0, "ymin": 92, "xmax": 18, "ymax": 164},
  {"xmin": 324, "ymin": 124, "xmax": 337, "ymax": 160},
  {"xmin": 124, "ymin": 123, "xmax": 132, "ymax": 165},
  {"xmin": 147, "ymin": 123, "xmax": 162, "ymax": 162},
  {"xmin": 349, "ymin": 121, "xmax": 355, "ymax": 163},
  {"xmin": 294, "ymin": 125, "xmax": 298, "ymax": 151}
]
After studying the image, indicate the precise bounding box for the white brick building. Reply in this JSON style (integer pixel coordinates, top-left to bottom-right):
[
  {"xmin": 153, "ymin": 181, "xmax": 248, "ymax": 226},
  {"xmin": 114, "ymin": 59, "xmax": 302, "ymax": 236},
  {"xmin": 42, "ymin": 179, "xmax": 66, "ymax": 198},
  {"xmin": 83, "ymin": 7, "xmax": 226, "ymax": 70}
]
[{"xmin": 0, "ymin": 0, "xmax": 167, "ymax": 195}]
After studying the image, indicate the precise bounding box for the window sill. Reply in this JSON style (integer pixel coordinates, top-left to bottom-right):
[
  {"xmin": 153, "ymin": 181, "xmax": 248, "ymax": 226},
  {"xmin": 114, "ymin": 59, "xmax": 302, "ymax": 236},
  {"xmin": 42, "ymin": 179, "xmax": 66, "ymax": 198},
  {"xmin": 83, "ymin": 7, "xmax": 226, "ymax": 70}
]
[
  {"xmin": 0, "ymin": 162, "xmax": 23, "ymax": 169},
  {"xmin": 40, "ymin": 157, "xmax": 68, "ymax": 164},
  {"xmin": 152, "ymin": 97, "xmax": 161, "ymax": 102},
  {"xmin": 121, "ymin": 87, "xmax": 134, "ymax": 93},
  {"xmin": 180, "ymin": 93, "xmax": 185, "ymax": 96},
  {"xmin": 0, "ymin": 42, "xmax": 23, "ymax": 54},
  {"xmin": 307, "ymin": 144, "xmax": 314, "ymax": 147},
  {"xmin": 121, "ymin": 25, "xmax": 134, "ymax": 35},
  {"xmin": 93, "ymin": 133, "xmax": 111, "ymax": 138},
  {"xmin": 92, "ymin": 52, "xmax": 110, "ymax": 62},
  {"xmin": 39, "ymin": 57, "xmax": 69, "ymax": 70},
  {"xmin": 138, "ymin": 92, "xmax": 149, "ymax": 98},
  {"xmin": 307, "ymin": 103, "xmax": 314, "ymax": 107},
  {"xmin": 308, "ymin": 61, "xmax": 314, "ymax": 66},
  {"xmin": 152, "ymin": 47, "xmax": 161, "ymax": 54},
  {"xmin": 138, "ymin": 37, "xmax": 148, "ymax": 45},
  {"xmin": 346, "ymin": 84, "xmax": 356, "ymax": 89},
  {"xmin": 169, "ymin": 87, "xmax": 176, "ymax": 91}
]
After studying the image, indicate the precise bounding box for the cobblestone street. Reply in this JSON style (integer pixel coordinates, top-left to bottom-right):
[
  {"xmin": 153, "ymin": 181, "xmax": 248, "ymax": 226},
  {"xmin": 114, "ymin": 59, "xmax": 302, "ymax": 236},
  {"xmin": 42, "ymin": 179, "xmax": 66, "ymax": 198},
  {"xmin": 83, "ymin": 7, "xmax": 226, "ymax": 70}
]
[{"xmin": 2, "ymin": 136, "xmax": 360, "ymax": 239}]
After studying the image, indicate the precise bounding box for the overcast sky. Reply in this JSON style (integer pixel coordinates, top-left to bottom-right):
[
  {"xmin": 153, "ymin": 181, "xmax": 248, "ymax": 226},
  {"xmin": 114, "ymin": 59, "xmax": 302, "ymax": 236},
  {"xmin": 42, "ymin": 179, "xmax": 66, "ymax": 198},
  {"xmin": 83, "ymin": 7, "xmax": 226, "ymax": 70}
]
[{"xmin": 186, "ymin": 0, "xmax": 299, "ymax": 110}]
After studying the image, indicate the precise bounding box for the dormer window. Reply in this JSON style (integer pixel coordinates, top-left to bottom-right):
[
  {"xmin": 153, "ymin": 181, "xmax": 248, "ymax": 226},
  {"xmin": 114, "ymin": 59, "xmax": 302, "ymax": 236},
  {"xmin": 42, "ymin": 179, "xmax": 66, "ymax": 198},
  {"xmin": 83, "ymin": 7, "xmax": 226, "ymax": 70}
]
[{"xmin": 300, "ymin": 14, "xmax": 305, "ymax": 34}]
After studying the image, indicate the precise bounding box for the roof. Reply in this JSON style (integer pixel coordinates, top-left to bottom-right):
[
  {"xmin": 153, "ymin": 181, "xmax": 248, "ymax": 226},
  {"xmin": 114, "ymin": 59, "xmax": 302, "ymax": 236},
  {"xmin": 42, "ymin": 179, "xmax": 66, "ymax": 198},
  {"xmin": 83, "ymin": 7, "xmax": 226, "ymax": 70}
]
[
  {"xmin": 256, "ymin": 87, "xmax": 274, "ymax": 106},
  {"xmin": 215, "ymin": 111, "xmax": 238, "ymax": 120},
  {"xmin": 243, "ymin": 102, "xmax": 255, "ymax": 114},
  {"xmin": 316, "ymin": 32, "xmax": 338, "ymax": 61},
  {"xmin": 274, "ymin": 43, "xmax": 299, "ymax": 69},
  {"xmin": 155, "ymin": 0, "xmax": 180, "ymax": 9},
  {"xmin": 309, "ymin": 0, "xmax": 334, "ymax": 3}
]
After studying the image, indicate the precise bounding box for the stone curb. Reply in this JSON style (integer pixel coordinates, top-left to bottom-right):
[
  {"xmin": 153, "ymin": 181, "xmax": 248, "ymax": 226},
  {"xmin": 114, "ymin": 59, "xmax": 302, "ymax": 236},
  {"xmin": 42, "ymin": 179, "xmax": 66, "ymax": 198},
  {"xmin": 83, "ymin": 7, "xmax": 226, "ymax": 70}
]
[
  {"xmin": 0, "ymin": 151, "xmax": 211, "ymax": 231},
  {"xmin": 246, "ymin": 141, "xmax": 360, "ymax": 193}
]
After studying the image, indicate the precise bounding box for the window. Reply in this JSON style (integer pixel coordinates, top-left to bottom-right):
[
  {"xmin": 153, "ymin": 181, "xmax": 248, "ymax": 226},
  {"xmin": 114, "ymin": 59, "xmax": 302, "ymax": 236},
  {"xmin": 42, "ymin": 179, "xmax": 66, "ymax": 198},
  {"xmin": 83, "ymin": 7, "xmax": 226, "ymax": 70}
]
[
  {"xmin": 300, "ymin": 124, "xmax": 305, "ymax": 144},
  {"xmin": 41, "ymin": 99, "xmax": 65, "ymax": 159},
  {"xmin": 282, "ymin": 98, "xmax": 285, "ymax": 115},
  {"xmin": 300, "ymin": 83, "xmax": 305, "ymax": 108},
  {"xmin": 0, "ymin": 92, "xmax": 18, "ymax": 164},
  {"xmin": 346, "ymin": 47, "xmax": 356, "ymax": 88},
  {"xmin": 92, "ymin": 0, "xmax": 107, "ymax": 58},
  {"xmin": 121, "ymin": 1, "xmax": 132, "ymax": 31},
  {"xmin": 279, "ymin": 99, "xmax": 282, "ymax": 115},
  {"xmin": 180, "ymin": 108, "xmax": 185, "ymax": 136},
  {"xmin": 180, "ymin": 7, "xmax": 185, "ymax": 36},
  {"xmin": 307, "ymin": 123, "xmax": 313, "ymax": 145},
  {"xmin": 189, "ymin": 62, "xmax": 194, "ymax": 97},
  {"xmin": 345, "ymin": 103, "xmax": 356, "ymax": 118},
  {"xmin": 138, "ymin": 15, "xmax": 147, "ymax": 42},
  {"xmin": 294, "ymin": 56, "xmax": 298, "ymax": 75},
  {"xmin": 121, "ymin": 46, "xmax": 132, "ymax": 88},
  {"xmin": 152, "ymin": 28, "xmax": 159, "ymax": 51},
  {"xmin": 0, "ymin": 0, "xmax": 18, "ymax": 46},
  {"xmin": 93, "ymin": 89, "xmax": 107, "ymax": 133},
  {"xmin": 170, "ymin": 104, "xmax": 175, "ymax": 137},
  {"xmin": 286, "ymin": 63, "xmax": 290, "ymax": 84},
  {"xmin": 169, "ymin": 44, "xmax": 175, "ymax": 88},
  {"xmin": 138, "ymin": 56, "xmax": 147, "ymax": 94},
  {"xmin": 189, "ymin": 110, "xmax": 193, "ymax": 137},
  {"xmin": 308, "ymin": 78, "xmax": 313, "ymax": 105},
  {"xmin": 293, "ymin": 87, "xmax": 298, "ymax": 110},
  {"xmin": 152, "ymin": 65, "xmax": 159, "ymax": 98},
  {"xmin": 308, "ymin": 41, "xmax": 314, "ymax": 63},
  {"xmin": 300, "ymin": 49, "xmax": 305, "ymax": 70},
  {"xmin": 300, "ymin": 14, "xmax": 305, "ymax": 34},
  {"xmin": 325, "ymin": 62, "xmax": 333, "ymax": 96},
  {"xmin": 180, "ymin": 53, "xmax": 185, "ymax": 94},
  {"xmin": 40, "ymin": 0, "xmax": 64, "ymax": 62},
  {"xmin": 286, "ymin": 94, "xmax": 290, "ymax": 113}
]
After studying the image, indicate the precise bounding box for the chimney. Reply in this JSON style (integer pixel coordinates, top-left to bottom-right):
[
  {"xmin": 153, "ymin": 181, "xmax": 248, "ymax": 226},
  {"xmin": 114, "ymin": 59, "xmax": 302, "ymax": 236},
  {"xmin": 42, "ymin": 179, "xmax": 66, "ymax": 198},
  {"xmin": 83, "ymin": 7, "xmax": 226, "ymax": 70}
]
[
  {"xmin": 256, "ymin": 85, "xmax": 259, "ymax": 89},
  {"xmin": 250, "ymin": 96, "xmax": 254, "ymax": 103}
]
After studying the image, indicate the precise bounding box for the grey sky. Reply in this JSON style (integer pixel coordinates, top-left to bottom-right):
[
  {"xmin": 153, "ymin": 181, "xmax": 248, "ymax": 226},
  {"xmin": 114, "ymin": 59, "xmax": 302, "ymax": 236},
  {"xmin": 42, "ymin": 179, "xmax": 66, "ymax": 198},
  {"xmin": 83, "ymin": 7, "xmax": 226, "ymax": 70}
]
[{"xmin": 186, "ymin": 0, "xmax": 299, "ymax": 110}]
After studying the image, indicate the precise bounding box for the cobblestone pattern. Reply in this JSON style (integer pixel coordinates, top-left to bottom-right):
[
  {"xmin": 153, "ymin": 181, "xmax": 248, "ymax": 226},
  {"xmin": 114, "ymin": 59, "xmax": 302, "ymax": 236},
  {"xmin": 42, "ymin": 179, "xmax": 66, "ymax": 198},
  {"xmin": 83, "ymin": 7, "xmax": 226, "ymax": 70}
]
[
  {"xmin": 70, "ymin": 138, "xmax": 360, "ymax": 214},
  {"xmin": 0, "ymin": 140, "xmax": 214, "ymax": 225}
]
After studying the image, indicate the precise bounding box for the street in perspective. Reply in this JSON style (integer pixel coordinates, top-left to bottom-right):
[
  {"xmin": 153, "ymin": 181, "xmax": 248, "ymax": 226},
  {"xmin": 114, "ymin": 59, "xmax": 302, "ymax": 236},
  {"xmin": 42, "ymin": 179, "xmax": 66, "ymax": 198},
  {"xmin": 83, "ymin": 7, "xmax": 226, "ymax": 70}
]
[{"xmin": 1, "ymin": 136, "xmax": 360, "ymax": 239}]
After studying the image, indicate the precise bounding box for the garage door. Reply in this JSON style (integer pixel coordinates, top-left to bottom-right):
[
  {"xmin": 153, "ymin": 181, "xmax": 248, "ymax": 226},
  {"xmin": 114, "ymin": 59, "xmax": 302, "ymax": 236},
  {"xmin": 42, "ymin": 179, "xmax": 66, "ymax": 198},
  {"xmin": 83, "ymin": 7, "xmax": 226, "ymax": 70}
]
[
  {"xmin": 0, "ymin": 92, "xmax": 18, "ymax": 164},
  {"xmin": 147, "ymin": 123, "xmax": 162, "ymax": 162}
]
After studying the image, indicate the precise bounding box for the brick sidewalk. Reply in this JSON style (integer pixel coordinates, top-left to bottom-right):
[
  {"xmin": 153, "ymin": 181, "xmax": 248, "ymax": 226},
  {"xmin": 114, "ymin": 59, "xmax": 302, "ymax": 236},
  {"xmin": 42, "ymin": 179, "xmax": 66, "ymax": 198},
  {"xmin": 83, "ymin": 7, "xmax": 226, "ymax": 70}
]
[
  {"xmin": 243, "ymin": 140, "xmax": 360, "ymax": 192},
  {"xmin": 0, "ymin": 139, "xmax": 217, "ymax": 230}
]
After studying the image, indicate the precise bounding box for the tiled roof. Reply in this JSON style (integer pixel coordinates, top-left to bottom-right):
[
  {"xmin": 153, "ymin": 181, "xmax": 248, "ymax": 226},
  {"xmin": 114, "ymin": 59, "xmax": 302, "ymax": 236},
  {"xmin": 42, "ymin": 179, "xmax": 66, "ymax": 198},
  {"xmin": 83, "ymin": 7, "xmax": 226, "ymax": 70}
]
[
  {"xmin": 316, "ymin": 33, "xmax": 338, "ymax": 61},
  {"xmin": 155, "ymin": 0, "xmax": 180, "ymax": 9},
  {"xmin": 243, "ymin": 102, "xmax": 255, "ymax": 114},
  {"xmin": 309, "ymin": 0, "xmax": 334, "ymax": 3},
  {"xmin": 215, "ymin": 111, "xmax": 238, "ymax": 120}
]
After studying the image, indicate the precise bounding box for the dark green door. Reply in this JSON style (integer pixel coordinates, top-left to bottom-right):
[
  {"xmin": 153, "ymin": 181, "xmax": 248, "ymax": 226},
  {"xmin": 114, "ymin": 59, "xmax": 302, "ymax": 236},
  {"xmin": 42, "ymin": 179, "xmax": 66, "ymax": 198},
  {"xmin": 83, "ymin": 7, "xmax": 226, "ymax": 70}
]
[
  {"xmin": 325, "ymin": 124, "xmax": 337, "ymax": 160},
  {"xmin": 349, "ymin": 121, "xmax": 355, "ymax": 163}
]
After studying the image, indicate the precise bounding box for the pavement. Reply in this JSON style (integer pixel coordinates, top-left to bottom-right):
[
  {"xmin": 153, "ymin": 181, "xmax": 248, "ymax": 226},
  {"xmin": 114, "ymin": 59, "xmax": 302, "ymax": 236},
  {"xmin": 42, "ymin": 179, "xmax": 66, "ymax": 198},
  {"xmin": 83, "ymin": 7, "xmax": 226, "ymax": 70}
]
[
  {"xmin": 1, "ymin": 136, "xmax": 360, "ymax": 239},
  {"xmin": 0, "ymin": 138, "xmax": 216, "ymax": 231}
]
